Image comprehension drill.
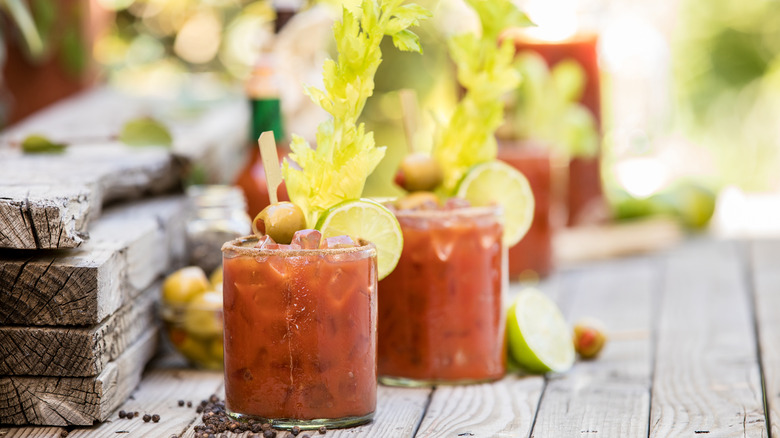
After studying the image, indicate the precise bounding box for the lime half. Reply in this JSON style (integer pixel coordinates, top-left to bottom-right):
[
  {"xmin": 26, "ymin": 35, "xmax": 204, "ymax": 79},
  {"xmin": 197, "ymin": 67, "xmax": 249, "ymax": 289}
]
[
  {"xmin": 456, "ymin": 160, "xmax": 534, "ymax": 247},
  {"xmin": 316, "ymin": 199, "xmax": 403, "ymax": 280},
  {"xmin": 506, "ymin": 289, "xmax": 575, "ymax": 374}
]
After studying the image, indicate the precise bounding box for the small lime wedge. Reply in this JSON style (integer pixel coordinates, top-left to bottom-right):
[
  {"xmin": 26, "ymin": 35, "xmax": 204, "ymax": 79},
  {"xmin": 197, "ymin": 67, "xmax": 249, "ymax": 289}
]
[
  {"xmin": 316, "ymin": 199, "xmax": 403, "ymax": 280},
  {"xmin": 455, "ymin": 160, "xmax": 534, "ymax": 247},
  {"xmin": 507, "ymin": 289, "xmax": 575, "ymax": 374}
]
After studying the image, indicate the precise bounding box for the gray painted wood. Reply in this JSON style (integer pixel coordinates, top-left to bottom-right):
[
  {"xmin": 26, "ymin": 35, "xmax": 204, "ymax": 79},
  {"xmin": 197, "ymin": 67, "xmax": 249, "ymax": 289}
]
[
  {"xmin": 415, "ymin": 375, "xmax": 543, "ymax": 438},
  {"xmin": 649, "ymin": 240, "xmax": 767, "ymax": 437},
  {"xmin": 0, "ymin": 282, "xmax": 158, "ymax": 377},
  {"xmin": 531, "ymin": 257, "xmax": 656, "ymax": 437},
  {"xmin": 749, "ymin": 239, "xmax": 780, "ymax": 437},
  {"xmin": 0, "ymin": 195, "xmax": 186, "ymax": 326},
  {"xmin": 0, "ymin": 328, "xmax": 158, "ymax": 426},
  {"xmin": 0, "ymin": 86, "xmax": 248, "ymax": 250}
]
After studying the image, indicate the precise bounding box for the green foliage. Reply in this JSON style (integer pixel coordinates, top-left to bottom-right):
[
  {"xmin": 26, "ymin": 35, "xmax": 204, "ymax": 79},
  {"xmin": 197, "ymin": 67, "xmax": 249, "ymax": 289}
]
[
  {"xmin": 283, "ymin": 0, "xmax": 430, "ymax": 227},
  {"xmin": 431, "ymin": 0, "xmax": 532, "ymax": 195},
  {"xmin": 119, "ymin": 117, "xmax": 173, "ymax": 148},
  {"xmin": 21, "ymin": 134, "xmax": 66, "ymax": 154},
  {"xmin": 503, "ymin": 52, "xmax": 599, "ymax": 159}
]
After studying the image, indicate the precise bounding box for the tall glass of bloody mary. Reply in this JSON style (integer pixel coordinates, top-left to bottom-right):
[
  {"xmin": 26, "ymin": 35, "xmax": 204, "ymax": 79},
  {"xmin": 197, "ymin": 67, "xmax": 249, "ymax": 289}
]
[
  {"xmin": 222, "ymin": 236, "xmax": 377, "ymax": 429},
  {"xmin": 378, "ymin": 205, "xmax": 507, "ymax": 385}
]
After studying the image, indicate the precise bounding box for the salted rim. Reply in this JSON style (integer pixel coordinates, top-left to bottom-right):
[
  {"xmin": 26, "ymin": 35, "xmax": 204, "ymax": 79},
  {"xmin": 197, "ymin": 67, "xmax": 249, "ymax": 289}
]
[
  {"xmin": 392, "ymin": 204, "xmax": 503, "ymax": 219},
  {"xmin": 221, "ymin": 235, "xmax": 377, "ymax": 258}
]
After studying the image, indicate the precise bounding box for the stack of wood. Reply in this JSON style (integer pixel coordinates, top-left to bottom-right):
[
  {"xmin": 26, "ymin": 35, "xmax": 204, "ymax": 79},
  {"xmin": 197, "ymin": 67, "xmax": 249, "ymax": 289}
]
[{"xmin": 0, "ymin": 88, "xmax": 246, "ymax": 426}]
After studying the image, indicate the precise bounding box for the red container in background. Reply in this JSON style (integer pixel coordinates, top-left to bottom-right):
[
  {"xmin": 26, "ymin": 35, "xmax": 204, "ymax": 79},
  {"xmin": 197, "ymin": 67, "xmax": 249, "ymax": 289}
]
[
  {"xmin": 507, "ymin": 33, "xmax": 604, "ymax": 226},
  {"xmin": 497, "ymin": 145, "xmax": 553, "ymax": 279}
]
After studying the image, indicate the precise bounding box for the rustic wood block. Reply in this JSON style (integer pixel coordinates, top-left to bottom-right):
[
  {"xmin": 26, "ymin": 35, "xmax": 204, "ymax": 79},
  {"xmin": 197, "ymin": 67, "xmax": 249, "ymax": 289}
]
[
  {"xmin": 749, "ymin": 239, "xmax": 780, "ymax": 437},
  {"xmin": 0, "ymin": 144, "xmax": 182, "ymax": 250},
  {"xmin": 0, "ymin": 327, "xmax": 158, "ymax": 426},
  {"xmin": 0, "ymin": 195, "xmax": 186, "ymax": 326},
  {"xmin": 0, "ymin": 86, "xmax": 248, "ymax": 250},
  {"xmin": 649, "ymin": 240, "xmax": 768, "ymax": 436},
  {"xmin": 0, "ymin": 282, "xmax": 159, "ymax": 377}
]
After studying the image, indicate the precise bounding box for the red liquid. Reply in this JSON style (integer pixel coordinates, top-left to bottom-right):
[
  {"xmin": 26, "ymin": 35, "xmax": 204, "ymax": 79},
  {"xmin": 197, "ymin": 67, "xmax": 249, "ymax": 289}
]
[
  {"xmin": 497, "ymin": 146, "xmax": 553, "ymax": 279},
  {"xmin": 507, "ymin": 33, "xmax": 605, "ymax": 226},
  {"xmin": 222, "ymin": 239, "xmax": 377, "ymax": 423},
  {"xmin": 378, "ymin": 207, "xmax": 506, "ymax": 383}
]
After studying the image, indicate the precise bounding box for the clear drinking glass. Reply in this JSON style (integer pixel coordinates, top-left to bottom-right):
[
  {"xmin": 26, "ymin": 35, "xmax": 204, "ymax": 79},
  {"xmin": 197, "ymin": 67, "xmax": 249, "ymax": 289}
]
[
  {"xmin": 378, "ymin": 205, "xmax": 507, "ymax": 386},
  {"xmin": 221, "ymin": 236, "xmax": 378, "ymax": 429}
]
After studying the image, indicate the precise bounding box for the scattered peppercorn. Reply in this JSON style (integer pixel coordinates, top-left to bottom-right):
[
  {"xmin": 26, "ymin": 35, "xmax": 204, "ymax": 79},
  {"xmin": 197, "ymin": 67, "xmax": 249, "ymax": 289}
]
[
  {"xmin": 201, "ymin": 400, "xmax": 209, "ymax": 407},
  {"xmin": 178, "ymin": 400, "xmax": 185, "ymax": 407},
  {"xmin": 152, "ymin": 414, "xmax": 160, "ymax": 423},
  {"xmin": 209, "ymin": 394, "xmax": 219, "ymax": 403},
  {"xmin": 60, "ymin": 431, "xmax": 68, "ymax": 437},
  {"xmin": 197, "ymin": 406, "xmax": 204, "ymax": 413},
  {"xmin": 143, "ymin": 414, "xmax": 151, "ymax": 422},
  {"xmin": 262, "ymin": 423, "xmax": 272, "ymax": 431},
  {"xmin": 118, "ymin": 410, "xmax": 126, "ymax": 419},
  {"xmin": 187, "ymin": 401, "xmax": 193, "ymax": 407},
  {"xmin": 291, "ymin": 426, "xmax": 301, "ymax": 436},
  {"xmin": 134, "ymin": 411, "xmax": 140, "ymax": 418},
  {"xmin": 318, "ymin": 426, "xmax": 327, "ymax": 435},
  {"xmin": 263, "ymin": 430, "xmax": 277, "ymax": 438}
]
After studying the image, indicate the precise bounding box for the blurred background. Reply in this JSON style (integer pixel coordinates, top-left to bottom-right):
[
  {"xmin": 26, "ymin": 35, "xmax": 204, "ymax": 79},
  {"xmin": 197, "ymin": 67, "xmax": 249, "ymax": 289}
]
[{"xmin": 3, "ymin": 0, "xmax": 780, "ymax": 256}]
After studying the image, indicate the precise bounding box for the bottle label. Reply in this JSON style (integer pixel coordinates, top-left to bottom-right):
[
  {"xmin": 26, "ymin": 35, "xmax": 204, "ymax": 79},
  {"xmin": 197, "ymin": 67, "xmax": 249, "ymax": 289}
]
[{"xmin": 250, "ymin": 99, "xmax": 284, "ymax": 142}]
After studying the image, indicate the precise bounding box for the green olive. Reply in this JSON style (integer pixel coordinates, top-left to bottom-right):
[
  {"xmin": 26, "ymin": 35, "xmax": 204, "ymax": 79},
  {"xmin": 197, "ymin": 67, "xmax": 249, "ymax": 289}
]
[
  {"xmin": 398, "ymin": 153, "xmax": 443, "ymax": 192},
  {"xmin": 162, "ymin": 266, "xmax": 210, "ymax": 305},
  {"xmin": 183, "ymin": 290, "xmax": 223, "ymax": 339},
  {"xmin": 252, "ymin": 202, "xmax": 307, "ymax": 244},
  {"xmin": 395, "ymin": 191, "xmax": 441, "ymax": 211}
]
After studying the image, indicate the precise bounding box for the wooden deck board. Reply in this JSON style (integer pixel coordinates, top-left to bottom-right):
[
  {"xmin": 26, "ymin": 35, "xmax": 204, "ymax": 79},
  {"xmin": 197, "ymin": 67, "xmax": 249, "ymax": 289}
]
[
  {"xmin": 749, "ymin": 239, "xmax": 780, "ymax": 437},
  {"xmin": 530, "ymin": 258, "xmax": 656, "ymax": 437},
  {"xmin": 649, "ymin": 240, "xmax": 768, "ymax": 437}
]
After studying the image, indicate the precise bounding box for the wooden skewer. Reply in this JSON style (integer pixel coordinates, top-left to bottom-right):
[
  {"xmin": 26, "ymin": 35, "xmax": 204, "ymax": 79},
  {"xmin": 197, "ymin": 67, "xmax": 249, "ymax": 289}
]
[
  {"xmin": 399, "ymin": 89, "xmax": 419, "ymax": 154},
  {"xmin": 258, "ymin": 131, "xmax": 283, "ymax": 205}
]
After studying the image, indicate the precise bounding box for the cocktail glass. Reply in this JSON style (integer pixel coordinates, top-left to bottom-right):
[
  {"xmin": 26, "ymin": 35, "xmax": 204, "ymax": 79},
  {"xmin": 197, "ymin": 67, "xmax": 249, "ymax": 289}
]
[{"xmin": 221, "ymin": 236, "xmax": 378, "ymax": 429}]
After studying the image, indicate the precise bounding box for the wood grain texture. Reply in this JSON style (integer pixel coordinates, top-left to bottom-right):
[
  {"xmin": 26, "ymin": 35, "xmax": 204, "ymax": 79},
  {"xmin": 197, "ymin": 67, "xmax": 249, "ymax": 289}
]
[
  {"xmin": 649, "ymin": 240, "xmax": 768, "ymax": 437},
  {"xmin": 530, "ymin": 257, "xmax": 656, "ymax": 437},
  {"xmin": 0, "ymin": 327, "xmax": 158, "ymax": 426},
  {"xmin": 415, "ymin": 375, "xmax": 543, "ymax": 438},
  {"xmin": 0, "ymin": 195, "xmax": 186, "ymax": 326},
  {"xmin": 0, "ymin": 86, "xmax": 248, "ymax": 250},
  {"xmin": 749, "ymin": 239, "xmax": 780, "ymax": 437},
  {"xmin": 0, "ymin": 283, "xmax": 158, "ymax": 376}
]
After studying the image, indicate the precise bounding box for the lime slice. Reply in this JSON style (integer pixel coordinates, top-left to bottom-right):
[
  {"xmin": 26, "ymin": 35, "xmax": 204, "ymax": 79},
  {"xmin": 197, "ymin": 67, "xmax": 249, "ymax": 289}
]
[
  {"xmin": 316, "ymin": 199, "xmax": 403, "ymax": 280},
  {"xmin": 455, "ymin": 160, "xmax": 534, "ymax": 247},
  {"xmin": 506, "ymin": 289, "xmax": 575, "ymax": 374}
]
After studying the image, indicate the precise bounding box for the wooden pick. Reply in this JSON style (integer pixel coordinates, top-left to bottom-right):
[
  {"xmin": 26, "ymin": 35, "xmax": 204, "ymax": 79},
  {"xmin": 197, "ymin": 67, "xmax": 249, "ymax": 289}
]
[
  {"xmin": 399, "ymin": 89, "xmax": 419, "ymax": 154},
  {"xmin": 258, "ymin": 131, "xmax": 283, "ymax": 205}
]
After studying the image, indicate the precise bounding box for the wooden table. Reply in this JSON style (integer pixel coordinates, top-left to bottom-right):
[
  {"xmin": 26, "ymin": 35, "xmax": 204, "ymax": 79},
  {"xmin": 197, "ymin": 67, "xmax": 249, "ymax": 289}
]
[{"xmin": 2, "ymin": 237, "xmax": 778, "ymax": 437}]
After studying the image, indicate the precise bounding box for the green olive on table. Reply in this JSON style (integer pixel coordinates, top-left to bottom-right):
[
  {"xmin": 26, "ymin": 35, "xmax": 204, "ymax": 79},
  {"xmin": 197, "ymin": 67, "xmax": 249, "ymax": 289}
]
[{"xmin": 253, "ymin": 202, "xmax": 307, "ymax": 244}]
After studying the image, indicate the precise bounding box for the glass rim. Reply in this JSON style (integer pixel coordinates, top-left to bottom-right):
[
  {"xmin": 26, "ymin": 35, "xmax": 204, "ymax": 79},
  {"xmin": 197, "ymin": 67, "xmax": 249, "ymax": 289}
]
[
  {"xmin": 221, "ymin": 235, "xmax": 377, "ymax": 258},
  {"xmin": 392, "ymin": 204, "xmax": 503, "ymax": 219}
]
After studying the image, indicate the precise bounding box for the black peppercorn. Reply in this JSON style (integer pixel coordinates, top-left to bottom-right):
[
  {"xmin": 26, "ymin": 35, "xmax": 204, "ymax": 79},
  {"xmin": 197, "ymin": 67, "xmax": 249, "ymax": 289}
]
[
  {"xmin": 118, "ymin": 410, "xmax": 126, "ymax": 419},
  {"xmin": 187, "ymin": 401, "xmax": 193, "ymax": 407},
  {"xmin": 152, "ymin": 414, "xmax": 160, "ymax": 423},
  {"xmin": 178, "ymin": 400, "xmax": 185, "ymax": 407},
  {"xmin": 263, "ymin": 430, "xmax": 277, "ymax": 438},
  {"xmin": 60, "ymin": 431, "xmax": 69, "ymax": 437},
  {"xmin": 291, "ymin": 426, "xmax": 301, "ymax": 436},
  {"xmin": 134, "ymin": 411, "xmax": 140, "ymax": 418},
  {"xmin": 261, "ymin": 423, "xmax": 272, "ymax": 431},
  {"xmin": 318, "ymin": 426, "xmax": 327, "ymax": 434},
  {"xmin": 209, "ymin": 394, "xmax": 219, "ymax": 403},
  {"xmin": 196, "ymin": 406, "xmax": 204, "ymax": 414},
  {"xmin": 142, "ymin": 414, "xmax": 151, "ymax": 422}
]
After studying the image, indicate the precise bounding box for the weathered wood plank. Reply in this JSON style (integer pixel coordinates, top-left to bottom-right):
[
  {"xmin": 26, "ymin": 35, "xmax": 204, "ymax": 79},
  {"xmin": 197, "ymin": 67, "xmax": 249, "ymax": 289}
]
[
  {"xmin": 0, "ymin": 195, "xmax": 186, "ymax": 326},
  {"xmin": 749, "ymin": 239, "xmax": 780, "ymax": 437},
  {"xmin": 530, "ymin": 257, "xmax": 656, "ymax": 437},
  {"xmin": 649, "ymin": 240, "xmax": 768, "ymax": 437},
  {"xmin": 0, "ymin": 282, "xmax": 158, "ymax": 376},
  {"xmin": 0, "ymin": 327, "xmax": 158, "ymax": 426},
  {"xmin": 414, "ymin": 375, "xmax": 543, "ymax": 438},
  {"xmin": 0, "ymin": 86, "xmax": 248, "ymax": 250},
  {"xmin": 0, "ymin": 144, "xmax": 182, "ymax": 250}
]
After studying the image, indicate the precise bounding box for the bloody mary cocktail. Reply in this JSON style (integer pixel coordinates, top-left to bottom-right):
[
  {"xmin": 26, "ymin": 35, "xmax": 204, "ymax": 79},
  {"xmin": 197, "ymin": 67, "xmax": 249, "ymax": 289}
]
[
  {"xmin": 221, "ymin": 236, "xmax": 377, "ymax": 429},
  {"xmin": 378, "ymin": 205, "xmax": 506, "ymax": 385}
]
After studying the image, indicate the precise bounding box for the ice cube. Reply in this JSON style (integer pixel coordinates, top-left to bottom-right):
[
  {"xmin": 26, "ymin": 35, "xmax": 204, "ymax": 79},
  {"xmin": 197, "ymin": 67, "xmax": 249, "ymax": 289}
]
[
  {"xmin": 444, "ymin": 197, "xmax": 471, "ymax": 210},
  {"xmin": 254, "ymin": 235, "xmax": 276, "ymax": 248},
  {"xmin": 291, "ymin": 229, "xmax": 322, "ymax": 249},
  {"xmin": 321, "ymin": 235, "xmax": 357, "ymax": 249}
]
